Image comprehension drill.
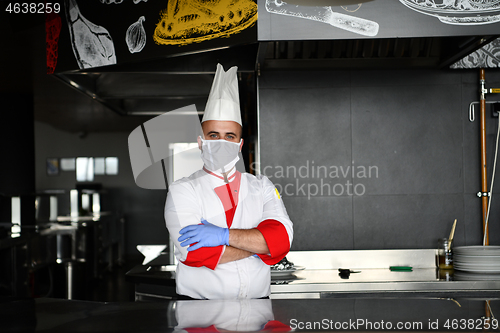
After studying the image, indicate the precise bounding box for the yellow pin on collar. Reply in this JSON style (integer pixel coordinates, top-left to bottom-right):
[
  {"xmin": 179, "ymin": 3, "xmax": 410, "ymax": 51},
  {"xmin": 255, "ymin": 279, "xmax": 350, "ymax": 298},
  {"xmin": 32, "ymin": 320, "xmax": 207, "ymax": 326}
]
[{"xmin": 275, "ymin": 188, "xmax": 281, "ymax": 199}]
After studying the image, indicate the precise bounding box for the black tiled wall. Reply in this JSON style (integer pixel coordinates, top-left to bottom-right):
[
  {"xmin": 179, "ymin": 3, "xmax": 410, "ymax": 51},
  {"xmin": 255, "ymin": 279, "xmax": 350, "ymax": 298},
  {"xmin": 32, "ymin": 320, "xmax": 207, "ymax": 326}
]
[{"xmin": 259, "ymin": 69, "xmax": 500, "ymax": 250}]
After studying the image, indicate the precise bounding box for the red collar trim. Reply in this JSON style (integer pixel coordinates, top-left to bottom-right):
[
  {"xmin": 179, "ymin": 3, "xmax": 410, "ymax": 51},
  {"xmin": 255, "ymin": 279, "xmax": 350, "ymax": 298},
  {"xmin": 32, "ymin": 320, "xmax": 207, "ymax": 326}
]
[{"xmin": 203, "ymin": 166, "xmax": 237, "ymax": 181}]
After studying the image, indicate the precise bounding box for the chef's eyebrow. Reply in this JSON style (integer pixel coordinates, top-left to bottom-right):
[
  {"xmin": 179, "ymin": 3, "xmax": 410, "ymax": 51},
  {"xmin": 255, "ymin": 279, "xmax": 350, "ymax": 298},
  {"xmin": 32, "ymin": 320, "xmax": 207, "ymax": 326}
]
[{"xmin": 207, "ymin": 131, "xmax": 238, "ymax": 137}]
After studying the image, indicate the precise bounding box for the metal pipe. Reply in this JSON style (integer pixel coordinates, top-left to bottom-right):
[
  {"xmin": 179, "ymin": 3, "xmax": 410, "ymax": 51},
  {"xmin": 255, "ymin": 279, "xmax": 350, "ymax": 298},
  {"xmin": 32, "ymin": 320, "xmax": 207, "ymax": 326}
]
[
  {"xmin": 485, "ymin": 301, "xmax": 491, "ymax": 326},
  {"xmin": 66, "ymin": 262, "xmax": 73, "ymax": 300},
  {"xmin": 481, "ymin": 70, "xmax": 493, "ymax": 327},
  {"xmin": 479, "ymin": 69, "xmax": 489, "ymax": 246}
]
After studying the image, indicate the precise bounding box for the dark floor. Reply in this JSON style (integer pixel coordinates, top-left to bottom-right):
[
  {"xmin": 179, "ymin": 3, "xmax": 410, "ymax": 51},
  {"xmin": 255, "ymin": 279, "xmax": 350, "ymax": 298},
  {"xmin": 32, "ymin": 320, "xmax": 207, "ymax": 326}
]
[
  {"xmin": 87, "ymin": 256, "xmax": 143, "ymax": 302},
  {"xmin": 29, "ymin": 255, "xmax": 144, "ymax": 302}
]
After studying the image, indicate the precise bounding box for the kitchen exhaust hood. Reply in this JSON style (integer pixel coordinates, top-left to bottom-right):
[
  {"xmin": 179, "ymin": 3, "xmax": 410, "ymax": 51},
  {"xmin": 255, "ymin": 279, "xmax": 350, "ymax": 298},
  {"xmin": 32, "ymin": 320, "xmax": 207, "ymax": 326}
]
[{"xmin": 54, "ymin": 43, "xmax": 260, "ymax": 117}]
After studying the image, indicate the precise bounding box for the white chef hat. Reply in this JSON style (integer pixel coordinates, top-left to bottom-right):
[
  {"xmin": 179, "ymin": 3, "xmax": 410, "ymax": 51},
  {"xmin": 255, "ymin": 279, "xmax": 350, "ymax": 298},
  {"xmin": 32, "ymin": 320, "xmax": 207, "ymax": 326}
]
[{"xmin": 202, "ymin": 63, "xmax": 242, "ymax": 126}]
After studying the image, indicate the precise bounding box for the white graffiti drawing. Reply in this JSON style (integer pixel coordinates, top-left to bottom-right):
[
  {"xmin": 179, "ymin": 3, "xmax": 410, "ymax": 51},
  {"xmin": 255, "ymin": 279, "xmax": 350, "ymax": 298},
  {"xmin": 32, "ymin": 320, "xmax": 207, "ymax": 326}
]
[
  {"xmin": 126, "ymin": 16, "xmax": 146, "ymax": 53},
  {"xmin": 66, "ymin": 0, "xmax": 117, "ymax": 69},
  {"xmin": 265, "ymin": 0, "xmax": 379, "ymax": 37},
  {"xmin": 399, "ymin": 0, "xmax": 500, "ymax": 25},
  {"xmin": 99, "ymin": 0, "xmax": 123, "ymax": 4},
  {"xmin": 451, "ymin": 38, "xmax": 500, "ymax": 68},
  {"xmin": 99, "ymin": 0, "xmax": 148, "ymax": 4}
]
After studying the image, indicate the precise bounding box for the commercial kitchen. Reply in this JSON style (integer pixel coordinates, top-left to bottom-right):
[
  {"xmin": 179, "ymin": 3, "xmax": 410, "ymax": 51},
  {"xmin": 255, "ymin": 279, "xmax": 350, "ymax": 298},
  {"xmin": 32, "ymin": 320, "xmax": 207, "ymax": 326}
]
[{"xmin": 2, "ymin": 0, "xmax": 500, "ymax": 331}]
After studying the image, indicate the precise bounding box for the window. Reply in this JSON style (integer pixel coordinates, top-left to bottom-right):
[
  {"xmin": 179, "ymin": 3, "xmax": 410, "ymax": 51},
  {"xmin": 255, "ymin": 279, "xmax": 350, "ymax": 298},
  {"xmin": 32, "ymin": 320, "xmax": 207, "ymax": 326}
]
[
  {"xmin": 105, "ymin": 157, "xmax": 119, "ymax": 175},
  {"xmin": 76, "ymin": 157, "xmax": 94, "ymax": 182},
  {"xmin": 60, "ymin": 158, "xmax": 76, "ymax": 171},
  {"xmin": 50, "ymin": 156, "xmax": 119, "ymax": 181},
  {"xmin": 94, "ymin": 158, "xmax": 105, "ymax": 175}
]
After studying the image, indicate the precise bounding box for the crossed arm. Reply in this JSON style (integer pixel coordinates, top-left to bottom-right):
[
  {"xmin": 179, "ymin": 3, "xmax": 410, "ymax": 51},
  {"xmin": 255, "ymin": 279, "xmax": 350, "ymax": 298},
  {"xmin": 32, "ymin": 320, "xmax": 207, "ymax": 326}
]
[
  {"xmin": 178, "ymin": 221, "xmax": 269, "ymax": 265},
  {"xmin": 219, "ymin": 229, "xmax": 269, "ymax": 264}
]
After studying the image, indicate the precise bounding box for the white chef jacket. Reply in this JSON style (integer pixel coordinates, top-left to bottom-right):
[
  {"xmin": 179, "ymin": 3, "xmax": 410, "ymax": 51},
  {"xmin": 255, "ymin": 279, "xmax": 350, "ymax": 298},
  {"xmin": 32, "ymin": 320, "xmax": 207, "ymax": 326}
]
[{"xmin": 164, "ymin": 167, "xmax": 293, "ymax": 300}]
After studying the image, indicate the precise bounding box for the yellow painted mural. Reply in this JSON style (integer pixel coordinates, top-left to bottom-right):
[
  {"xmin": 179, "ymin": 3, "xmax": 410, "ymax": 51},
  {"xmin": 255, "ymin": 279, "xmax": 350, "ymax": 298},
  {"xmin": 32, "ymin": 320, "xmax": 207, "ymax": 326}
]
[{"xmin": 153, "ymin": 0, "xmax": 257, "ymax": 46}]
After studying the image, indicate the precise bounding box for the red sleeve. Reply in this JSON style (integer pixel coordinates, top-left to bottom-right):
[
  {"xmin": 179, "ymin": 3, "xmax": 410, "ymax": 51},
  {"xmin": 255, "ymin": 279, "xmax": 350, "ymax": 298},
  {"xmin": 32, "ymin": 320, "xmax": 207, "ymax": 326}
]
[
  {"xmin": 255, "ymin": 219, "xmax": 290, "ymax": 265},
  {"xmin": 182, "ymin": 246, "xmax": 224, "ymax": 270},
  {"xmin": 184, "ymin": 325, "xmax": 219, "ymax": 333},
  {"xmin": 263, "ymin": 320, "xmax": 292, "ymax": 332}
]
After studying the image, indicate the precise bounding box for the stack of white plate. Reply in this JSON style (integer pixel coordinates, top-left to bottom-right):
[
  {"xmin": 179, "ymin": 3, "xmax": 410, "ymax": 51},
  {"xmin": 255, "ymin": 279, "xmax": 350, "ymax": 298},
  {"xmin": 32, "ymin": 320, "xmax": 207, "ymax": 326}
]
[
  {"xmin": 454, "ymin": 245, "xmax": 500, "ymax": 273},
  {"xmin": 454, "ymin": 271, "xmax": 500, "ymax": 281}
]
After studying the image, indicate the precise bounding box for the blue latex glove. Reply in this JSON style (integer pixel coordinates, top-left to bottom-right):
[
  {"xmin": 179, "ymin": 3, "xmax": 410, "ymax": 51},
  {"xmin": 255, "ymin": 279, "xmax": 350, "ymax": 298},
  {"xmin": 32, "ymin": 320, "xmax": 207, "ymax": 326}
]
[{"xmin": 178, "ymin": 219, "xmax": 229, "ymax": 251}]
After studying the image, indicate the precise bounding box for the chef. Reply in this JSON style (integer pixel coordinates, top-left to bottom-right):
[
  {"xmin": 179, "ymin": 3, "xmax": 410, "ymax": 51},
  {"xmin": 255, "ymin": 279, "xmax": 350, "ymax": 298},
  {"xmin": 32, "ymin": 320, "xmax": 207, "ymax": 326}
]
[{"xmin": 164, "ymin": 63, "xmax": 293, "ymax": 300}]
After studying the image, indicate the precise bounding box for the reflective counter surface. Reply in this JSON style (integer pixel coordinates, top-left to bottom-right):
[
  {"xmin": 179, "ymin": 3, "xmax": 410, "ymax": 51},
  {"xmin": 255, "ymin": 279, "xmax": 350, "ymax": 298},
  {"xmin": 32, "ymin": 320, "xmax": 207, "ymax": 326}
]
[{"xmin": 2, "ymin": 295, "xmax": 499, "ymax": 332}]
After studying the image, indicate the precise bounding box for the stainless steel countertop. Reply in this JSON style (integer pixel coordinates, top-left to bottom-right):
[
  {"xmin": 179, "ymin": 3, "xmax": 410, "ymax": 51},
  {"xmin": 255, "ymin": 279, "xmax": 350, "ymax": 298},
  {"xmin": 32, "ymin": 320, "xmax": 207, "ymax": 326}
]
[
  {"xmin": 270, "ymin": 268, "xmax": 500, "ymax": 299},
  {"xmin": 128, "ymin": 249, "xmax": 500, "ymax": 299},
  {"xmin": 270, "ymin": 250, "xmax": 500, "ymax": 298}
]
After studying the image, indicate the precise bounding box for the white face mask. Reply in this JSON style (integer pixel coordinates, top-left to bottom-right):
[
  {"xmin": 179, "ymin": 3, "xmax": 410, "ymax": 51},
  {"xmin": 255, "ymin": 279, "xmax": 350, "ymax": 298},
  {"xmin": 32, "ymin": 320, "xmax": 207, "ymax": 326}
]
[{"xmin": 200, "ymin": 137, "xmax": 241, "ymax": 173}]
